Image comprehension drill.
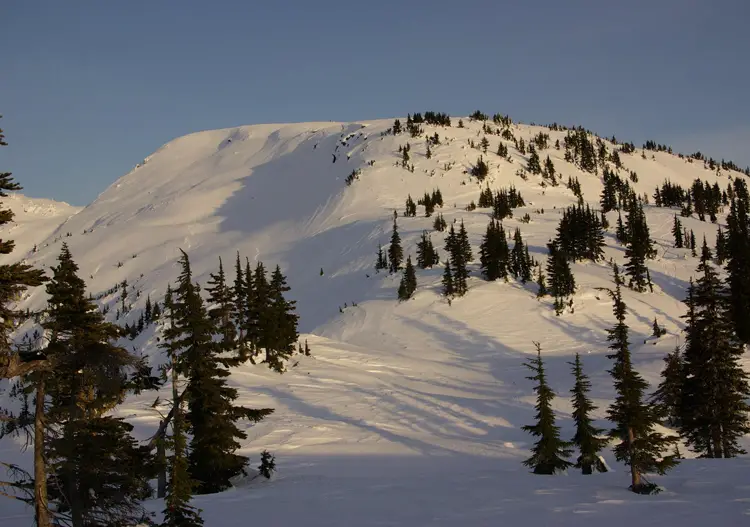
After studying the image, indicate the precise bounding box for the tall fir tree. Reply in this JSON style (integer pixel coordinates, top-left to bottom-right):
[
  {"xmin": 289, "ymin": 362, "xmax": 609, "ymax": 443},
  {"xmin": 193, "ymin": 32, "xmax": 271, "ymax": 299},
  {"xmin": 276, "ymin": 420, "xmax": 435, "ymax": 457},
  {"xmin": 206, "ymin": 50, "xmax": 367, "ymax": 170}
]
[
  {"xmin": 166, "ymin": 251, "xmax": 273, "ymax": 494},
  {"xmin": 679, "ymin": 240, "xmax": 750, "ymax": 457},
  {"xmin": 232, "ymin": 253, "xmax": 249, "ymax": 361},
  {"xmin": 264, "ymin": 265, "xmax": 300, "ymax": 373},
  {"xmin": 0, "ymin": 117, "xmax": 53, "ymax": 526},
  {"xmin": 623, "ymin": 198, "xmax": 655, "ymax": 292},
  {"xmin": 205, "ymin": 258, "xmax": 237, "ymax": 356},
  {"xmin": 161, "ymin": 286, "xmax": 203, "ymax": 527},
  {"xmin": 605, "ymin": 264, "xmax": 678, "ymax": 494},
  {"xmin": 569, "ymin": 353, "xmax": 608, "ymax": 474},
  {"xmin": 651, "ymin": 346, "xmax": 683, "ymax": 428},
  {"xmin": 521, "ymin": 343, "xmax": 573, "ymax": 474},
  {"xmin": 43, "ymin": 244, "xmax": 154, "ymax": 526},
  {"xmin": 416, "ymin": 231, "xmax": 439, "ymax": 269},
  {"xmin": 510, "ymin": 228, "xmax": 532, "ymax": 282},
  {"xmin": 388, "ymin": 218, "xmax": 403, "ymax": 273},
  {"xmin": 375, "ymin": 243, "xmax": 389, "ymax": 272},
  {"xmin": 546, "ymin": 241, "xmax": 575, "ymax": 315},
  {"xmin": 397, "ymin": 256, "xmax": 417, "ymax": 301},
  {"xmin": 442, "ymin": 259, "xmax": 455, "ymax": 298},
  {"xmin": 479, "ymin": 219, "xmax": 509, "ymax": 281},
  {"xmin": 725, "ymin": 193, "xmax": 750, "ymax": 343},
  {"xmin": 672, "ymin": 215, "xmax": 684, "ymax": 248}
]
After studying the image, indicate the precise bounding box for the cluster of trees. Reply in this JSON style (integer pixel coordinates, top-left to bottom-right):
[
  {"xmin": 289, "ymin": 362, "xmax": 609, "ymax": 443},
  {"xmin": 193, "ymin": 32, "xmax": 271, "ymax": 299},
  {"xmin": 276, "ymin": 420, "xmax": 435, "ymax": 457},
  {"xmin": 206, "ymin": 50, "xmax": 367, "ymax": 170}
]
[
  {"xmin": 479, "ymin": 221, "xmax": 533, "ymax": 283},
  {"xmin": 524, "ymin": 266, "xmax": 679, "ymax": 494},
  {"xmin": 654, "ymin": 178, "xmax": 725, "ymax": 222},
  {"xmin": 600, "ymin": 167, "xmax": 635, "ymax": 213},
  {"xmin": 442, "ymin": 221, "xmax": 472, "ymax": 298},
  {"xmin": 470, "ymin": 156, "xmax": 489, "ymax": 181},
  {"xmin": 417, "ymin": 188, "xmax": 444, "ymax": 217},
  {"xmin": 653, "ymin": 242, "xmax": 750, "ymax": 459},
  {"xmin": 0, "ymin": 117, "xmax": 301, "ymax": 526},
  {"xmin": 553, "ymin": 205, "xmax": 606, "ymax": 262}
]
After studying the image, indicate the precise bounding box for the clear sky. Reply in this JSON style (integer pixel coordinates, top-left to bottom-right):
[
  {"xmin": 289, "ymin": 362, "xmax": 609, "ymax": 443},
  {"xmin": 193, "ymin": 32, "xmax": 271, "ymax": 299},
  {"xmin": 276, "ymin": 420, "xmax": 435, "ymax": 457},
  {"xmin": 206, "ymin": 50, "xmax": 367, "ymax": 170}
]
[{"xmin": 2, "ymin": 0, "xmax": 749, "ymax": 205}]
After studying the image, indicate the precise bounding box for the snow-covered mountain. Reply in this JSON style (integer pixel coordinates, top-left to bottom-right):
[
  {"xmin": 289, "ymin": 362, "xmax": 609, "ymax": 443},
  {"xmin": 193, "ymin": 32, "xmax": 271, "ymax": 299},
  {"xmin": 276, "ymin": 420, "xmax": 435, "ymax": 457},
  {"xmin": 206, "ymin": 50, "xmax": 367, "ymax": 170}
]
[{"xmin": 3, "ymin": 116, "xmax": 750, "ymax": 526}]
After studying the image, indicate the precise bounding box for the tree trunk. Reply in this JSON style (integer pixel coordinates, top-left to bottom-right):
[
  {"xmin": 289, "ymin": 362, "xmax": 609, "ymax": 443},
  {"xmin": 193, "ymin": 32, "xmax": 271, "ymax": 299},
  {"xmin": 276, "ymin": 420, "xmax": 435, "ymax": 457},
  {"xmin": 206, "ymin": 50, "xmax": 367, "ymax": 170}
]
[
  {"xmin": 156, "ymin": 422, "xmax": 167, "ymax": 499},
  {"xmin": 628, "ymin": 426, "xmax": 641, "ymax": 490},
  {"xmin": 34, "ymin": 375, "xmax": 51, "ymax": 527}
]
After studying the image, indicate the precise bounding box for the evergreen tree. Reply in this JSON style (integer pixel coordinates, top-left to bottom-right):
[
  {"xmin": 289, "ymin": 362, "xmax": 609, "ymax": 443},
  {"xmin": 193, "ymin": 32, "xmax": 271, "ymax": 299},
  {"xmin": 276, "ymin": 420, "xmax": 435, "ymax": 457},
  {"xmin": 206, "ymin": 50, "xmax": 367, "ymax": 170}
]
[
  {"xmin": 670, "ymin": 215, "xmax": 683, "ymax": 248},
  {"xmin": 0, "ymin": 117, "xmax": 52, "ymax": 526},
  {"xmin": 442, "ymin": 259, "xmax": 454, "ymax": 298},
  {"xmin": 43, "ymin": 244, "xmax": 154, "ymax": 525},
  {"xmin": 232, "ymin": 253, "xmax": 249, "ymax": 360},
  {"xmin": 725, "ymin": 194, "xmax": 750, "ymax": 343},
  {"xmin": 679, "ymin": 241, "xmax": 750, "ymax": 457},
  {"xmin": 416, "ymin": 231, "xmax": 439, "ymax": 269},
  {"xmin": 161, "ymin": 286, "xmax": 203, "ymax": 527},
  {"xmin": 605, "ymin": 264, "xmax": 678, "ymax": 494},
  {"xmin": 375, "ymin": 243, "xmax": 389, "ymax": 272},
  {"xmin": 510, "ymin": 228, "xmax": 532, "ymax": 282},
  {"xmin": 546, "ymin": 241, "xmax": 575, "ymax": 315},
  {"xmin": 167, "ymin": 251, "xmax": 273, "ymax": 494},
  {"xmin": 715, "ymin": 226, "xmax": 728, "ymax": 265},
  {"xmin": 651, "ymin": 346, "xmax": 683, "ymax": 427},
  {"xmin": 615, "ymin": 212, "xmax": 627, "ymax": 244},
  {"xmin": 689, "ymin": 230, "xmax": 697, "ymax": 257},
  {"xmin": 205, "ymin": 258, "xmax": 237, "ymax": 355},
  {"xmin": 404, "ymin": 194, "xmax": 417, "ymax": 217},
  {"xmin": 433, "ymin": 213, "xmax": 447, "ymax": 232},
  {"xmin": 521, "ymin": 343, "xmax": 573, "ymax": 474},
  {"xmin": 569, "ymin": 353, "xmax": 608, "ymax": 474},
  {"xmin": 265, "ymin": 265, "xmax": 300, "ymax": 373},
  {"xmin": 624, "ymin": 198, "xmax": 655, "ymax": 292},
  {"xmin": 526, "ymin": 145, "xmax": 542, "ymax": 175},
  {"xmin": 388, "ymin": 219, "xmax": 403, "ymax": 273},
  {"xmin": 479, "ymin": 219, "xmax": 509, "ymax": 281},
  {"xmin": 536, "ymin": 266, "xmax": 548, "ymax": 298},
  {"xmin": 397, "ymin": 256, "xmax": 417, "ymax": 301}
]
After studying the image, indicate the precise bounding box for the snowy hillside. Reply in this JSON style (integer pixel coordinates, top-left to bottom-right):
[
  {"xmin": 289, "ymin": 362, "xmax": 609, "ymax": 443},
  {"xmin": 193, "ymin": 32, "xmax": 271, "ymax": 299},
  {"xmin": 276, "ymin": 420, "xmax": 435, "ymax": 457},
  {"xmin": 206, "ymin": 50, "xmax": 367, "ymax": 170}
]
[
  {"xmin": 0, "ymin": 193, "xmax": 80, "ymax": 266},
  {"xmin": 3, "ymin": 116, "xmax": 750, "ymax": 525}
]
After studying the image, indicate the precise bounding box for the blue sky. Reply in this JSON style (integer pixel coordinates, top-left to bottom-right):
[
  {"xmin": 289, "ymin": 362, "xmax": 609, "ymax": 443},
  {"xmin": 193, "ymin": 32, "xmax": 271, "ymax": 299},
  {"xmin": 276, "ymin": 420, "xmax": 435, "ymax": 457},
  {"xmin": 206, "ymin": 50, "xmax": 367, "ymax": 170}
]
[{"xmin": 2, "ymin": 0, "xmax": 749, "ymax": 205}]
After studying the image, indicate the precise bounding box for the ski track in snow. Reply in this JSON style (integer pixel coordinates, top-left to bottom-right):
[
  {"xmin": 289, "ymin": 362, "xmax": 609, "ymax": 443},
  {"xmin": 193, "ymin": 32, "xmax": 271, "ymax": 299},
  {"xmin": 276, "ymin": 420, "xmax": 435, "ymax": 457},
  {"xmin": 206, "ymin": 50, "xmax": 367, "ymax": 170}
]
[{"xmin": 2, "ymin": 118, "xmax": 750, "ymax": 526}]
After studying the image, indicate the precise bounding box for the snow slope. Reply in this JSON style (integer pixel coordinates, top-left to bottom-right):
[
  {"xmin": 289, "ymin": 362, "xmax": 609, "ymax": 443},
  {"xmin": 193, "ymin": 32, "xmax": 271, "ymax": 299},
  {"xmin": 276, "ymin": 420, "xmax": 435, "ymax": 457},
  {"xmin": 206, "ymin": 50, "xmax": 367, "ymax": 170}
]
[
  {"xmin": 2, "ymin": 117, "xmax": 750, "ymax": 525},
  {"xmin": 0, "ymin": 193, "xmax": 80, "ymax": 265}
]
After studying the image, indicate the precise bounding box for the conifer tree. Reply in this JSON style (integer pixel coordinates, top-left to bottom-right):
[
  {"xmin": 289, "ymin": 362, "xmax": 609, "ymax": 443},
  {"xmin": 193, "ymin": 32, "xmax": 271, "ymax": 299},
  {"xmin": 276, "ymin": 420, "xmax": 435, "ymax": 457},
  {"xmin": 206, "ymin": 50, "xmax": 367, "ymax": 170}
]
[
  {"xmin": 526, "ymin": 145, "xmax": 542, "ymax": 175},
  {"xmin": 397, "ymin": 256, "xmax": 417, "ymax": 301},
  {"xmin": 546, "ymin": 241, "xmax": 575, "ymax": 315},
  {"xmin": 615, "ymin": 212, "xmax": 627, "ymax": 244},
  {"xmin": 679, "ymin": 240, "xmax": 750, "ymax": 457},
  {"xmin": 510, "ymin": 228, "xmax": 532, "ymax": 282},
  {"xmin": 442, "ymin": 259, "xmax": 454, "ymax": 298},
  {"xmin": 672, "ymin": 215, "xmax": 683, "ymax": 248},
  {"xmin": 651, "ymin": 346, "xmax": 683, "ymax": 427},
  {"xmin": 205, "ymin": 258, "xmax": 237, "ymax": 355},
  {"xmin": 725, "ymin": 191, "xmax": 750, "ymax": 343},
  {"xmin": 479, "ymin": 219, "xmax": 509, "ymax": 281},
  {"xmin": 388, "ymin": 219, "xmax": 403, "ymax": 273},
  {"xmin": 0, "ymin": 118, "xmax": 52, "ymax": 526},
  {"xmin": 43, "ymin": 244, "xmax": 154, "ymax": 525},
  {"xmin": 232, "ymin": 253, "xmax": 249, "ymax": 360},
  {"xmin": 715, "ymin": 226, "xmax": 728, "ymax": 265},
  {"xmin": 161, "ymin": 285, "xmax": 203, "ymax": 527},
  {"xmin": 433, "ymin": 213, "xmax": 447, "ymax": 232},
  {"xmin": 522, "ymin": 343, "xmax": 573, "ymax": 474},
  {"xmin": 623, "ymin": 198, "xmax": 655, "ymax": 292},
  {"xmin": 605, "ymin": 264, "xmax": 678, "ymax": 494},
  {"xmin": 167, "ymin": 251, "xmax": 273, "ymax": 494},
  {"xmin": 404, "ymin": 194, "xmax": 417, "ymax": 217},
  {"xmin": 375, "ymin": 243, "xmax": 389, "ymax": 272},
  {"xmin": 536, "ymin": 266, "xmax": 548, "ymax": 298},
  {"xmin": 264, "ymin": 265, "xmax": 299, "ymax": 373},
  {"xmin": 689, "ymin": 230, "xmax": 696, "ymax": 257},
  {"xmin": 416, "ymin": 231, "xmax": 438, "ymax": 269},
  {"xmin": 569, "ymin": 353, "xmax": 608, "ymax": 474}
]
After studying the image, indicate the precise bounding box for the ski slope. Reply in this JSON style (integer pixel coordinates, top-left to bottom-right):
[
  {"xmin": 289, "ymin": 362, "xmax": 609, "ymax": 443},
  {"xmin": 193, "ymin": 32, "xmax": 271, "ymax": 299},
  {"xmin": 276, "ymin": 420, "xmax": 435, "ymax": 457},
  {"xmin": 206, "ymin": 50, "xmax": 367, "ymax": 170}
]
[{"xmin": 2, "ymin": 116, "xmax": 750, "ymax": 525}]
